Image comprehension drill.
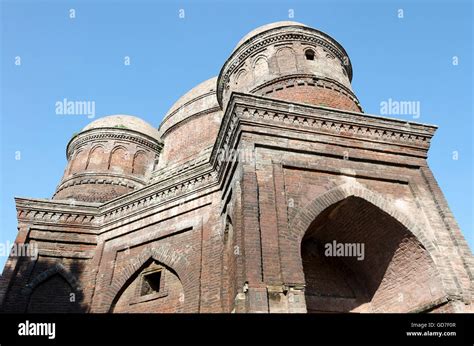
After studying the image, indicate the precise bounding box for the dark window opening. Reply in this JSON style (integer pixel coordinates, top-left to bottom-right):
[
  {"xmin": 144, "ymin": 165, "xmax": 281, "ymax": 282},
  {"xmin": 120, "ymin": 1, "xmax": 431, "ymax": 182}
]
[
  {"xmin": 140, "ymin": 270, "xmax": 162, "ymax": 296},
  {"xmin": 305, "ymin": 49, "xmax": 315, "ymax": 61}
]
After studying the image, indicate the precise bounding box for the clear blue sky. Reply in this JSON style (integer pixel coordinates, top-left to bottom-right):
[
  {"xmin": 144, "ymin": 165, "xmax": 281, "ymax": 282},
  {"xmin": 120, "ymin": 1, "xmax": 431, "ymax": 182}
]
[{"xmin": 1, "ymin": 0, "xmax": 472, "ymax": 272}]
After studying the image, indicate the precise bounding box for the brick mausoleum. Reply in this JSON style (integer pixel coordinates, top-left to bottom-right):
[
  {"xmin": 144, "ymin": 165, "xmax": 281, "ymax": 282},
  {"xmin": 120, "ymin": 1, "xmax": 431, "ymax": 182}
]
[{"xmin": 1, "ymin": 22, "xmax": 472, "ymax": 313}]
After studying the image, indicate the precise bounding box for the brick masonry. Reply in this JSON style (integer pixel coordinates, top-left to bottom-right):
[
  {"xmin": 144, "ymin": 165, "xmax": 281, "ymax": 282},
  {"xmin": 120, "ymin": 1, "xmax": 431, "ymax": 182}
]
[{"xmin": 0, "ymin": 21, "xmax": 472, "ymax": 313}]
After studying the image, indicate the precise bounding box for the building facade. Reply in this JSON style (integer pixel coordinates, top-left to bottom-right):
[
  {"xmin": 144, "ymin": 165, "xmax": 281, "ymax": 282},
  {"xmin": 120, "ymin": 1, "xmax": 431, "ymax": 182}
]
[{"xmin": 0, "ymin": 21, "xmax": 472, "ymax": 313}]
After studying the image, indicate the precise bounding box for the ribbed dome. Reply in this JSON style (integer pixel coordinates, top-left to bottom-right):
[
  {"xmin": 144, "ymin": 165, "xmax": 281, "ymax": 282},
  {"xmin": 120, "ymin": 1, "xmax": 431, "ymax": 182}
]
[
  {"xmin": 83, "ymin": 115, "xmax": 159, "ymax": 140},
  {"xmin": 234, "ymin": 21, "xmax": 307, "ymax": 52}
]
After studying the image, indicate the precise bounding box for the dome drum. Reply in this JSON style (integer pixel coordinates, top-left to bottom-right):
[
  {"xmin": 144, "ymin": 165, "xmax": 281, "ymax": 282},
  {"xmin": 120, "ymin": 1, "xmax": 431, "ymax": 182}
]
[
  {"xmin": 53, "ymin": 115, "xmax": 162, "ymax": 203},
  {"xmin": 217, "ymin": 22, "xmax": 361, "ymax": 112},
  {"xmin": 157, "ymin": 77, "xmax": 223, "ymax": 168}
]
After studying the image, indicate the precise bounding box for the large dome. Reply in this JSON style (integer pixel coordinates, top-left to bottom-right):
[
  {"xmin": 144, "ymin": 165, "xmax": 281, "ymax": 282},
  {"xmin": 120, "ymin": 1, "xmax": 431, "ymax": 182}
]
[
  {"xmin": 233, "ymin": 21, "xmax": 308, "ymax": 52},
  {"xmin": 83, "ymin": 114, "xmax": 159, "ymax": 140},
  {"xmin": 217, "ymin": 21, "xmax": 361, "ymax": 112}
]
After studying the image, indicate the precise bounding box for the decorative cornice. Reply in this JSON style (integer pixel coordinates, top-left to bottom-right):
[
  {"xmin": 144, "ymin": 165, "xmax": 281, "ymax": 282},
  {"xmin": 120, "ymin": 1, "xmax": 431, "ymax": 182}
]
[
  {"xmin": 101, "ymin": 170, "xmax": 218, "ymax": 224},
  {"xmin": 218, "ymin": 27, "xmax": 353, "ymax": 107},
  {"xmin": 67, "ymin": 128, "xmax": 163, "ymax": 159},
  {"xmin": 16, "ymin": 166, "xmax": 219, "ymax": 228},
  {"xmin": 16, "ymin": 198, "xmax": 99, "ymax": 226},
  {"xmin": 16, "ymin": 93, "xmax": 438, "ymax": 231},
  {"xmin": 211, "ymin": 93, "xmax": 437, "ymax": 171}
]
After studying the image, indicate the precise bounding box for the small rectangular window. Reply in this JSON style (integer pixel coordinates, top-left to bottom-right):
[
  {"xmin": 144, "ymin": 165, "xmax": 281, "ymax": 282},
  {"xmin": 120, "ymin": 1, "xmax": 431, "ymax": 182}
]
[{"xmin": 140, "ymin": 270, "xmax": 162, "ymax": 296}]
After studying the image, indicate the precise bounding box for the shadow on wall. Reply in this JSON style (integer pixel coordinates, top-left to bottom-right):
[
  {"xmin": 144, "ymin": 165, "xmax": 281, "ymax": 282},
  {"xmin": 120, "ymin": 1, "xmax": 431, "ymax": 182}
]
[
  {"xmin": 0, "ymin": 254, "xmax": 88, "ymax": 313},
  {"xmin": 301, "ymin": 196, "xmax": 445, "ymax": 313}
]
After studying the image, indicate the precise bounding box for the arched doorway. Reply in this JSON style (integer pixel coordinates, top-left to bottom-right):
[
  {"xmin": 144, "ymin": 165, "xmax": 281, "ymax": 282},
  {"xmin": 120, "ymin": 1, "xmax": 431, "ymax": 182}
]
[
  {"xmin": 301, "ymin": 196, "xmax": 444, "ymax": 313},
  {"xmin": 27, "ymin": 273, "xmax": 82, "ymax": 313}
]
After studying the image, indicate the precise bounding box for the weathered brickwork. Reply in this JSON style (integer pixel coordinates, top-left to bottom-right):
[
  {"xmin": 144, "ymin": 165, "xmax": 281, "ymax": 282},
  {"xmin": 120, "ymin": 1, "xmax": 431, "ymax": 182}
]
[
  {"xmin": 0, "ymin": 21, "xmax": 472, "ymax": 313},
  {"xmin": 112, "ymin": 260, "xmax": 184, "ymax": 313},
  {"xmin": 301, "ymin": 197, "xmax": 444, "ymax": 313}
]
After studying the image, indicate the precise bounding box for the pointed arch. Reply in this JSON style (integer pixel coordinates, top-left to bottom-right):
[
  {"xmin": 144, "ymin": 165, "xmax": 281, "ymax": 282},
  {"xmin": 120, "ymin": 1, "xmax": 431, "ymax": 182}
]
[
  {"xmin": 86, "ymin": 144, "xmax": 106, "ymax": 170},
  {"xmin": 287, "ymin": 182, "xmax": 450, "ymax": 312},
  {"xmin": 282, "ymin": 182, "xmax": 452, "ymax": 311},
  {"xmin": 253, "ymin": 55, "xmax": 269, "ymax": 80},
  {"xmin": 290, "ymin": 182, "xmax": 436, "ymax": 255},
  {"xmin": 276, "ymin": 46, "xmax": 297, "ymax": 74},
  {"xmin": 24, "ymin": 263, "xmax": 84, "ymax": 313},
  {"xmin": 132, "ymin": 150, "xmax": 148, "ymax": 175},
  {"xmin": 281, "ymin": 182, "xmax": 451, "ymax": 292},
  {"xmin": 111, "ymin": 258, "xmax": 184, "ymax": 313},
  {"xmin": 108, "ymin": 145, "xmax": 130, "ymax": 173},
  {"xmin": 24, "ymin": 263, "xmax": 79, "ymax": 293},
  {"xmin": 235, "ymin": 68, "xmax": 250, "ymax": 87},
  {"xmin": 100, "ymin": 244, "xmax": 198, "ymax": 313},
  {"xmin": 69, "ymin": 149, "xmax": 87, "ymax": 175}
]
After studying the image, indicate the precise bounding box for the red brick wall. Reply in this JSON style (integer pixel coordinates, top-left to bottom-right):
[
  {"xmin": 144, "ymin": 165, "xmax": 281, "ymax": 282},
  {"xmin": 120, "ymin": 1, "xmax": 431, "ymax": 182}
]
[
  {"xmin": 159, "ymin": 111, "xmax": 221, "ymax": 167},
  {"xmin": 112, "ymin": 261, "xmax": 184, "ymax": 313},
  {"xmin": 269, "ymin": 84, "xmax": 361, "ymax": 112},
  {"xmin": 2, "ymin": 94, "xmax": 472, "ymax": 314},
  {"xmin": 220, "ymin": 217, "xmax": 238, "ymax": 312},
  {"xmin": 88, "ymin": 195, "xmax": 223, "ymax": 313},
  {"xmin": 27, "ymin": 275, "xmax": 79, "ymax": 313},
  {"xmin": 302, "ymin": 197, "xmax": 444, "ymax": 313},
  {"xmin": 2, "ymin": 255, "xmax": 88, "ymax": 313}
]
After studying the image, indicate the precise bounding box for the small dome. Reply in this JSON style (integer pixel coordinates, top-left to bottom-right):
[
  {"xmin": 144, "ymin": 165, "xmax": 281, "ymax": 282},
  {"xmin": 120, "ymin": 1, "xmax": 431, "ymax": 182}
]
[
  {"xmin": 157, "ymin": 77, "xmax": 222, "ymax": 168},
  {"xmin": 57, "ymin": 114, "xmax": 162, "ymax": 203},
  {"xmin": 234, "ymin": 21, "xmax": 307, "ymax": 52},
  {"xmin": 159, "ymin": 77, "xmax": 219, "ymax": 137},
  {"xmin": 83, "ymin": 114, "xmax": 159, "ymax": 140},
  {"xmin": 163, "ymin": 77, "xmax": 218, "ymax": 119}
]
